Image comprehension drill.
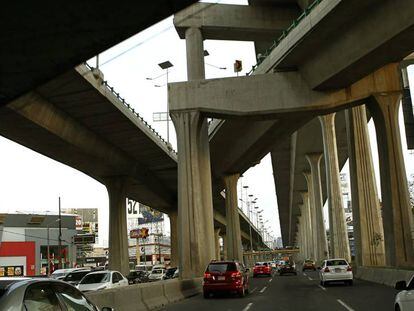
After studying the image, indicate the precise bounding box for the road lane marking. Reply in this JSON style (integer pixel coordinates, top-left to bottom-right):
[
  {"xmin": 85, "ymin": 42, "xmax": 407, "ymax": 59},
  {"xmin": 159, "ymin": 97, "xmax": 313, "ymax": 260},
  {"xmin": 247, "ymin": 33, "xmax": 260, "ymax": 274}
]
[
  {"xmin": 307, "ymin": 276, "xmax": 313, "ymax": 281},
  {"xmin": 242, "ymin": 303, "xmax": 253, "ymax": 311},
  {"xmin": 337, "ymin": 299, "xmax": 355, "ymax": 311},
  {"xmin": 250, "ymin": 287, "xmax": 257, "ymax": 293},
  {"xmin": 318, "ymin": 285, "xmax": 326, "ymax": 291},
  {"xmin": 268, "ymin": 278, "xmax": 273, "ymax": 283},
  {"xmin": 259, "ymin": 286, "xmax": 267, "ymax": 293},
  {"xmin": 303, "ymin": 273, "xmax": 307, "ymax": 276}
]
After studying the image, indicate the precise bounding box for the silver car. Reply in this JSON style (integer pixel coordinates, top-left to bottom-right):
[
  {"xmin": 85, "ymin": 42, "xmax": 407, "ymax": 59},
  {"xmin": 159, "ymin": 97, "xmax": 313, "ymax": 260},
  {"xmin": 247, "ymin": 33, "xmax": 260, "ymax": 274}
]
[{"xmin": 0, "ymin": 277, "xmax": 113, "ymax": 311}]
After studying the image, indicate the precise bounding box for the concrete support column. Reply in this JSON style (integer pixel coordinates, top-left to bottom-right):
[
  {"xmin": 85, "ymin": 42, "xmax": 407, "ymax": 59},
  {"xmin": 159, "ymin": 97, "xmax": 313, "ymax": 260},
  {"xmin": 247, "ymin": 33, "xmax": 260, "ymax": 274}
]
[
  {"xmin": 171, "ymin": 110, "xmax": 215, "ymax": 279},
  {"xmin": 169, "ymin": 211, "xmax": 179, "ymax": 267},
  {"xmin": 222, "ymin": 234, "xmax": 228, "ymax": 260},
  {"xmin": 368, "ymin": 94, "xmax": 414, "ymax": 267},
  {"xmin": 303, "ymin": 172, "xmax": 319, "ymax": 261},
  {"xmin": 214, "ymin": 228, "xmax": 221, "ymax": 260},
  {"xmin": 105, "ymin": 177, "xmax": 129, "ymax": 277},
  {"xmin": 185, "ymin": 27, "xmax": 205, "ymax": 81},
  {"xmin": 345, "ymin": 105, "xmax": 385, "ymax": 266},
  {"xmin": 305, "ymin": 154, "xmax": 329, "ymax": 262},
  {"xmin": 297, "ymin": 215, "xmax": 305, "ymax": 262},
  {"xmin": 319, "ymin": 113, "xmax": 351, "ymax": 262},
  {"xmin": 300, "ymin": 191, "xmax": 314, "ymax": 260},
  {"xmin": 223, "ymin": 174, "xmax": 243, "ymax": 262}
]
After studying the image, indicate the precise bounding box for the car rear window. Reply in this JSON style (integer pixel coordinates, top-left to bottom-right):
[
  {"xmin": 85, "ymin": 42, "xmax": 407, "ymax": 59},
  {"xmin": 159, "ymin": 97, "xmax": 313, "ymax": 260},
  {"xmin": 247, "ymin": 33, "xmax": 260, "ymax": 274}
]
[
  {"xmin": 207, "ymin": 263, "xmax": 237, "ymax": 272},
  {"xmin": 305, "ymin": 260, "xmax": 313, "ymax": 263},
  {"xmin": 327, "ymin": 260, "xmax": 348, "ymax": 266},
  {"xmin": 64, "ymin": 271, "xmax": 90, "ymax": 282},
  {"xmin": 255, "ymin": 262, "xmax": 268, "ymax": 266}
]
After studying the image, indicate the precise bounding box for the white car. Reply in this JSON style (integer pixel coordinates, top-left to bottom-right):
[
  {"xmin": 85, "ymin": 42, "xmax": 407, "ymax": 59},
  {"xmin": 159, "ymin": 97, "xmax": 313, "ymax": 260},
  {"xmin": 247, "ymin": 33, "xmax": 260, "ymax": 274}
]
[
  {"xmin": 319, "ymin": 258, "xmax": 353, "ymax": 286},
  {"xmin": 395, "ymin": 276, "xmax": 414, "ymax": 310},
  {"xmin": 77, "ymin": 270, "xmax": 128, "ymax": 292},
  {"xmin": 148, "ymin": 268, "xmax": 165, "ymax": 282}
]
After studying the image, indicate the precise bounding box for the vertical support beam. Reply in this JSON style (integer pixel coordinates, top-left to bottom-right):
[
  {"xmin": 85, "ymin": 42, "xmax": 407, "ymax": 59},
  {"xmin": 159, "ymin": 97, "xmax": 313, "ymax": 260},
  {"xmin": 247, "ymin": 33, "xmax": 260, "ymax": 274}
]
[
  {"xmin": 319, "ymin": 113, "xmax": 351, "ymax": 261},
  {"xmin": 185, "ymin": 27, "xmax": 205, "ymax": 81},
  {"xmin": 224, "ymin": 173, "xmax": 244, "ymax": 262},
  {"xmin": 106, "ymin": 177, "xmax": 129, "ymax": 277},
  {"xmin": 222, "ymin": 234, "xmax": 228, "ymax": 260},
  {"xmin": 305, "ymin": 154, "xmax": 329, "ymax": 262},
  {"xmin": 297, "ymin": 215, "xmax": 304, "ymax": 262},
  {"xmin": 214, "ymin": 228, "xmax": 221, "ymax": 260},
  {"xmin": 300, "ymin": 191, "xmax": 314, "ymax": 260},
  {"xmin": 368, "ymin": 94, "xmax": 414, "ymax": 267},
  {"xmin": 345, "ymin": 105, "xmax": 385, "ymax": 266},
  {"xmin": 169, "ymin": 211, "xmax": 179, "ymax": 267},
  {"xmin": 171, "ymin": 111, "xmax": 215, "ymax": 279}
]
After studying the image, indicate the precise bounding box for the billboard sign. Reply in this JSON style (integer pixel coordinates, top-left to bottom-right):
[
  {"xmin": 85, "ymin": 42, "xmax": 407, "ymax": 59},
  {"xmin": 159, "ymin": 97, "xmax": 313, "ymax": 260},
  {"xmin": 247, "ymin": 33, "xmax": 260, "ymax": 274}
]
[
  {"xmin": 138, "ymin": 205, "xmax": 163, "ymax": 225},
  {"xmin": 75, "ymin": 216, "xmax": 82, "ymax": 231}
]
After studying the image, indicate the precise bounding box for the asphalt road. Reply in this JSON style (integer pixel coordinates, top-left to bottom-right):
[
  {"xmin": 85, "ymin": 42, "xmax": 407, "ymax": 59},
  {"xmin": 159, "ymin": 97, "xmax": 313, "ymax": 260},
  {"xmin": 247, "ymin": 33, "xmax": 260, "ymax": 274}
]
[{"xmin": 164, "ymin": 270, "xmax": 398, "ymax": 311}]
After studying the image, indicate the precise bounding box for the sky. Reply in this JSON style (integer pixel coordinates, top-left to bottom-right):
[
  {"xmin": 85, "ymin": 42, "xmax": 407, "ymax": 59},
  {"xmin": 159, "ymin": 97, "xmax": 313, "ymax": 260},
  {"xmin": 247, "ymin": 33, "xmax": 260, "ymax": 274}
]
[{"xmin": 0, "ymin": 0, "xmax": 413, "ymax": 247}]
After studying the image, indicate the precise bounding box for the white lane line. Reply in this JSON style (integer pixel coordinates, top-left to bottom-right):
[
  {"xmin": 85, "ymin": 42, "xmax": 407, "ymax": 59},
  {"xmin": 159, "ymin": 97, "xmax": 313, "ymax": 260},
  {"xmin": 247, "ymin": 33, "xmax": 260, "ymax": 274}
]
[
  {"xmin": 307, "ymin": 276, "xmax": 313, "ymax": 281},
  {"xmin": 242, "ymin": 303, "xmax": 253, "ymax": 311},
  {"xmin": 318, "ymin": 285, "xmax": 326, "ymax": 291},
  {"xmin": 259, "ymin": 286, "xmax": 267, "ymax": 293},
  {"xmin": 250, "ymin": 287, "xmax": 257, "ymax": 293},
  {"xmin": 303, "ymin": 273, "xmax": 308, "ymax": 277},
  {"xmin": 337, "ymin": 299, "xmax": 355, "ymax": 311},
  {"xmin": 268, "ymin": 278, "xmax": 273, "ymax": 283}
]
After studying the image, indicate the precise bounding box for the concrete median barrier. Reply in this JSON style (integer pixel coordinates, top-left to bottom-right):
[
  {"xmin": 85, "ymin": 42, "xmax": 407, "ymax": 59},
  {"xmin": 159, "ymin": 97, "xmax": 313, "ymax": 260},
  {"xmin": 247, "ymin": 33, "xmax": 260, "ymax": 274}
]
[
  {"xmin": 84, "ymin": 278, "xmax": 202, "ymax": 310},
  {"xmin": 163, "ymin": 279, "xmax": 185, "ymax": 303},
  {"xmin": 85, "ymin": 285, "xmax": 146, "ymax": 311},
  {"xmin": 141, "ymin": 282, "xmax": 168, "ymax": 310},
  {"xmin": 356, "ymin": 266, "xmax": 414, "ymax": 287}
]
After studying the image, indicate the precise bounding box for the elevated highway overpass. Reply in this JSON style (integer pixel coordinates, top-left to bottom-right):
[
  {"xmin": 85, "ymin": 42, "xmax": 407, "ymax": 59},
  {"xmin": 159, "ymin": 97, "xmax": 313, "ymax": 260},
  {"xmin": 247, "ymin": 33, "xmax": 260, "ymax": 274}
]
[
  {"xmin": 170, "ymin": 0, "xmax": 414, "ymax": 269},
  {"xmin": 0, "ymin": 63, "xmax": 267, "ymax": 276}
]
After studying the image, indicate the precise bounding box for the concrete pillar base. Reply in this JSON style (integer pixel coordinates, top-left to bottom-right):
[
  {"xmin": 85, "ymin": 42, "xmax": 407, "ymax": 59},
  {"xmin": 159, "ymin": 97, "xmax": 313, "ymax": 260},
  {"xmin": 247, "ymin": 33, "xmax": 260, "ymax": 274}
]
[
  {"xmin": 368, "ymin": 94, "xmax": 414, "ymax": 267},
  {"xmin": 171, "ymin": 110, "xmax": 215, "ymax": 279},
  {"xmin": 169, "ymin": 211, "xmax": 178, "ymax": 267},
  {"xmin": 105, "ymin": 177, "xmax": 130, "ymax": 277},
  {"xmin": 346, "ymin": 105, "xmax": 385, "ymax": 266},
  {"xmin": 319, "ymin": 113, "xmax": 351, "ymax": 261}
]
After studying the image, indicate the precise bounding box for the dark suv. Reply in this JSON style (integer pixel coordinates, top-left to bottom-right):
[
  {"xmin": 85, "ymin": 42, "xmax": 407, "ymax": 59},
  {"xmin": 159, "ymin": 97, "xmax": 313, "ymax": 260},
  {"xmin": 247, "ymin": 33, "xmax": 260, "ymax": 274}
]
[
  {"xmin": 279, "ymin": 260, "xmax": 297, "ymax": 276},
  {"xmin": 203, "ymin": 261, "xmax": 249, "ymax": 298}
]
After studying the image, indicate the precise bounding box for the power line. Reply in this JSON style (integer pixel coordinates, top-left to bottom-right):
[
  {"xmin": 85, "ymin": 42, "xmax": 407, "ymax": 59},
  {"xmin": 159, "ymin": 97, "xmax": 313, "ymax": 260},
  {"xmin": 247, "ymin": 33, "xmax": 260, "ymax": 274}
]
[{"xmin": 99, "ymin": 0, "xmax": 222, "ymax": 67}]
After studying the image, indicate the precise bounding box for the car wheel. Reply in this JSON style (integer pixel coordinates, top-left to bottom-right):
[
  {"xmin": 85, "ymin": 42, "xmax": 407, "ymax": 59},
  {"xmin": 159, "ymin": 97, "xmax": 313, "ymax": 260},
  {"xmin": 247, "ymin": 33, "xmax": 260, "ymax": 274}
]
[
  {"xmin": 320, "ymin": 280, "xmax": 325, "ymax": 287},
  {"xmin": 348, "ymin": 280, "xmax": 353, "ymax": 286},
  {"xmin": 253, "ymin": 274, "xmax": 256, "ymax": 278},
  {"xmin": 203, "ymin": 291, "xmax": 210, "ymax": 299},
  {"xmin": 395, "ymin": 304, "xmax": 400, "ymax": 311}
]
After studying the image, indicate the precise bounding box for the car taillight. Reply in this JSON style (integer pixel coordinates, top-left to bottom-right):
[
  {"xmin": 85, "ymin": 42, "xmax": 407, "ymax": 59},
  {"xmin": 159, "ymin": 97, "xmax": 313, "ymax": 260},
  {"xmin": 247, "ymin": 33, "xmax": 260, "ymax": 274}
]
[
  {"xmin": 324, "ymin": 267, "xmax": 330, "ymax": 273},
  {"xmin": 204, "ymin": 272, "xmax": 212, "ymax": 280},
  {"xmin": 347, "ymin": 266, "xmax": 352, "ymax": 272},
  {"xmin": 231, "ymin": 272, "xmax": 242, "ymax": 278}
]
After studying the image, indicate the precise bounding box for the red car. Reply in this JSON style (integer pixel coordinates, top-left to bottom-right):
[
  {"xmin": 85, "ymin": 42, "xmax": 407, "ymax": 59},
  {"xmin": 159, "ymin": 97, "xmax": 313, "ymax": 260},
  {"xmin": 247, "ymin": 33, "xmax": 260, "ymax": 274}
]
[
  {"xmin": 253, "ymin": 262, "xmax": 272, "ymax": 277},
  {"xmin": 203, "ymin": 261, "xmax": 249, "ymax": 298}
]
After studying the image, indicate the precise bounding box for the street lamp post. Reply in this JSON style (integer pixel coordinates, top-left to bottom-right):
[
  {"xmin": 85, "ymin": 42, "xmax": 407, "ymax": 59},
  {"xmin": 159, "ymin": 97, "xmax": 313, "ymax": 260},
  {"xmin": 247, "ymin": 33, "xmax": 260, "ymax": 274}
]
[{"xmin": 46, "ymin": 218, "xmax": 60, "ymax": 277}]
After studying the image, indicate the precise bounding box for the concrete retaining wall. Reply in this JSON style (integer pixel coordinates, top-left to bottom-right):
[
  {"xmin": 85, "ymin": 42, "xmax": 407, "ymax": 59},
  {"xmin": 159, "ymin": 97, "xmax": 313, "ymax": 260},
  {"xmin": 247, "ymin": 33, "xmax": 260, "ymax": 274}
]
[
  {"xmin": 85, "ymin": 278, "xmax": 202, "ymax": 311},
  {"xmin": 355, "ymin": 266, "xmax": 414, "ymax": 287}
]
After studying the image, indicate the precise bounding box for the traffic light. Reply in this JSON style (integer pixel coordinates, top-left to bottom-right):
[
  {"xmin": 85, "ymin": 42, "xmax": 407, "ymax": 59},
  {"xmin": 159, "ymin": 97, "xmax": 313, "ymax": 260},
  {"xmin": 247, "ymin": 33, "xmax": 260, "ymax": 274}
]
[{"xmin": 234, "ymin": 60, "xmax": 242, "ymax": 73}]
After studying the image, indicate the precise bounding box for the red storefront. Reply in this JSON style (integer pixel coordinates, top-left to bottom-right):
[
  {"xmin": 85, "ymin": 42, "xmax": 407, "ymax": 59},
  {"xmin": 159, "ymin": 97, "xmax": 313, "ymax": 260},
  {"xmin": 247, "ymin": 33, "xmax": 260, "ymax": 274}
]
[{"xmin": 0, "ymin": 241, "xmax": 36, "ymax": 276}]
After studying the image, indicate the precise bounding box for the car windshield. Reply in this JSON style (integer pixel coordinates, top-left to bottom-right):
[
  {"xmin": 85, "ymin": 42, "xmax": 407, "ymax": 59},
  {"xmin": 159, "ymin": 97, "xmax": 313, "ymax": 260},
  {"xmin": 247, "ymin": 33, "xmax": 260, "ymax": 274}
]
[
  {"xmin": 207, "ymin": 262, "xmax": 237, "ymax": 273},
  {"xmin": 327, "ymin": 260, "xmax": 348, "ymax": 266},
  {"xmin": 305, "ymin": 260, "xmax": 314, "ymax": 263},
  {"xmin": 152, "ymin": 269, "xmax": 163, "ymax": 274},
  {"xmin": 80, "ymin": 272, "xmax": 110, "ymax": 284},
  {"xmin": 255, "ymin": 262, "xmax": 267, "ymax": 266}
]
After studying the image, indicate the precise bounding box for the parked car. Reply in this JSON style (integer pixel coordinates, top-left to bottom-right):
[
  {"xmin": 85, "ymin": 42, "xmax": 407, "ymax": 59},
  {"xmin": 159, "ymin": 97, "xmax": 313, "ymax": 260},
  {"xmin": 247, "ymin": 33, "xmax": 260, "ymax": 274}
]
[
  {"xmin": 62, "ymin": 269, "xmax": 91, "ymax": 286},
  {"xmin": 203, "ymin": 260, "xmax": 249, "ymax": 298},
  {"xmin": 50, "ymin": 268, "xmax": 87, "ymax": 280},
  {"xmin": 319, "ymin": 258, "xmax": 353, "ymax": 286},
  {"xmin": 279, "ymin": 260, "xmax": 297, "ymax": 276},
  {"xmin": 253, "ymin": 262, "xmax": 272, "ymax": 277},
  {"xmin": 148, "ymin": 268, "xmax": 166, "ymax": 282},
  {"xmin": 163, "ymin": 267, "xmax": 178, "ymax": 280},
  {"xmin": 127, "ymin": 270, "xmax": 149, "ymax": 284},
  {"xmin": 152, "ymin": 264, "xmax": 166, "ymax": 270},
  {"xmin": 395, "ymin": 276, "xmax": 414, "ymax": 310},
  {"xmin": 302, "ymin": 259, "xmax": 317, "ymax": 271},
  {"xmin": 135, "ymin": 264, "xmax": 152, "ymax": 273},
  {"xmin": 77, "ymin": 270, "xmax": 128, "ymax": 292},
  {"xmin": 0, "ymin": 277, "xmax": 114, "ymax": 310}
]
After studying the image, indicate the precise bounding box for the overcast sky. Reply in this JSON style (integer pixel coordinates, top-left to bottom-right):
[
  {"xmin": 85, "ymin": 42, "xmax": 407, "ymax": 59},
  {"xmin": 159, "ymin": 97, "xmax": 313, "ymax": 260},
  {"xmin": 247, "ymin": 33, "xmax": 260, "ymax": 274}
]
[{"xmin": 0, "ymin": 0, "xmax": 413, "ymax": 247}]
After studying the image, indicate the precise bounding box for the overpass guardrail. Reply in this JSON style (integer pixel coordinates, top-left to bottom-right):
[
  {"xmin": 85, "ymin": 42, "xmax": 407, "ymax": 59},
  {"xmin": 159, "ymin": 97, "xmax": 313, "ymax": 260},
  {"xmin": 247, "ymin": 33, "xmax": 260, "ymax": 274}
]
[{"xmin": 247, "ymin": 0, "xmax": 324, "ymax": 76}]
